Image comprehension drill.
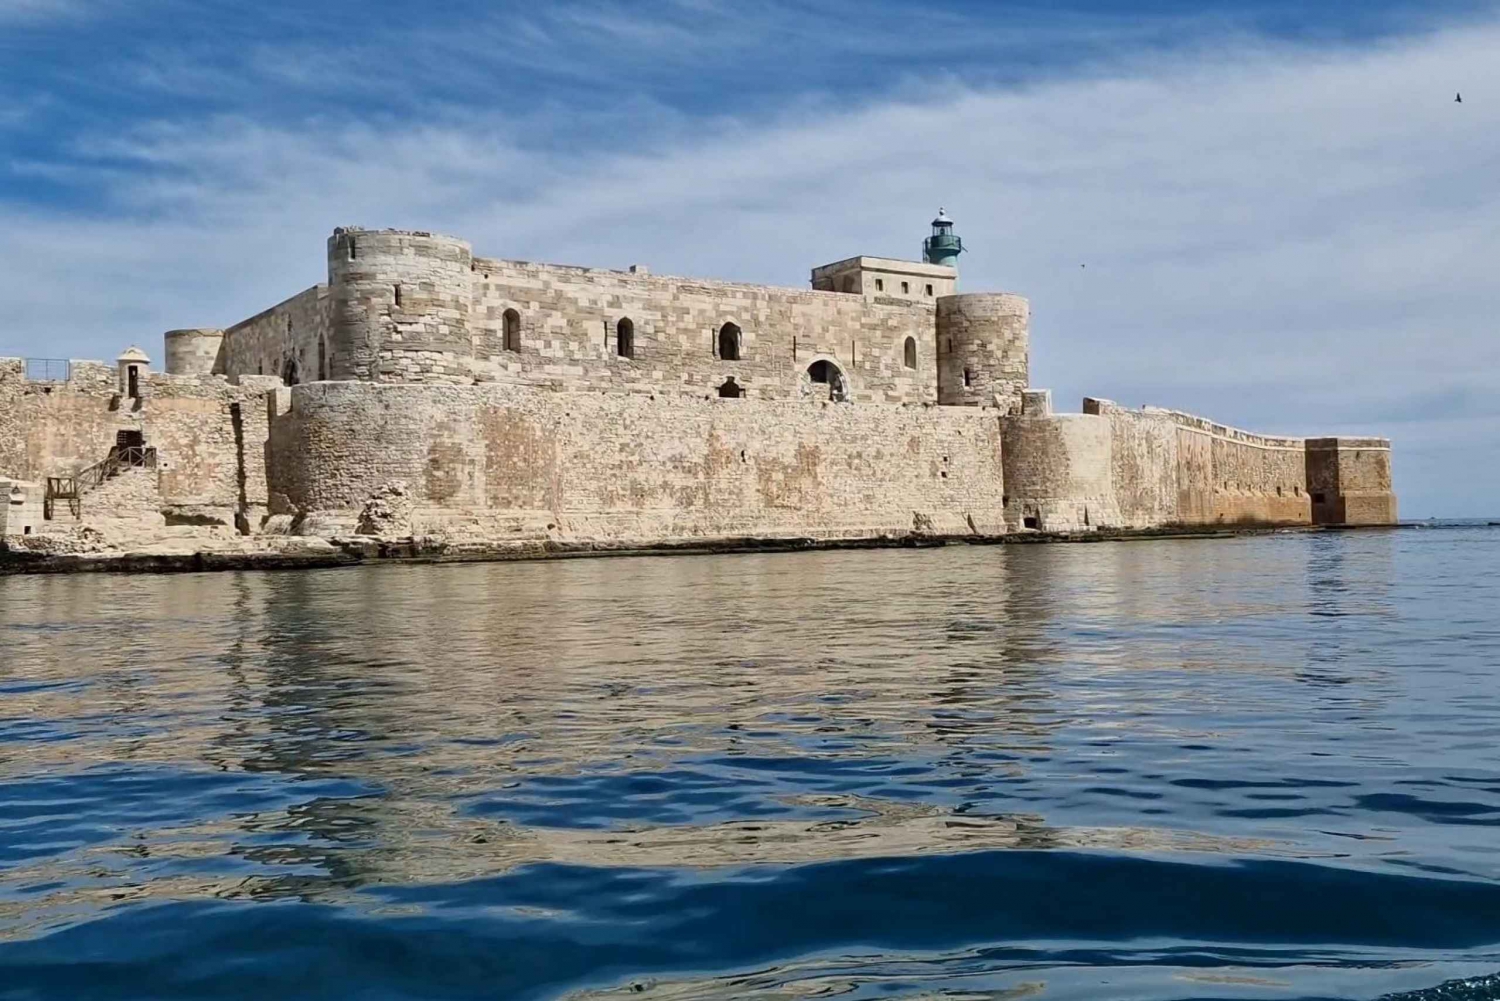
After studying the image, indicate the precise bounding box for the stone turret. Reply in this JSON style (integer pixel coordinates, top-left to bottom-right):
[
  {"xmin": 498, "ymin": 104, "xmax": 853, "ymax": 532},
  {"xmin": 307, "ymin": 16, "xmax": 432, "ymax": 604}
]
[
  {"xmin": 163, "ymin": 328, "xmax": 225, "ymax": 376},
  {"xmin": 934, "ymin": 292, "xmax": 1030, "ymax": 411},
  {"xmin": 326, "ymin": 228, "xmax": 474, "ymax": 383}
]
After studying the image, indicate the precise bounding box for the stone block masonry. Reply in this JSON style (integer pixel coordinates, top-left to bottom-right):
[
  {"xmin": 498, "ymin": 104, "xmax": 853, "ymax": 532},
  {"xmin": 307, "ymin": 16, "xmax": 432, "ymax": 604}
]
[
  {"xmin": 268, "ymin": 382, "xmax": 1007, "ymax": 546},
  {"xmin": 0, "ymin": 218, "xmax": 1398, "ymax": 566}
]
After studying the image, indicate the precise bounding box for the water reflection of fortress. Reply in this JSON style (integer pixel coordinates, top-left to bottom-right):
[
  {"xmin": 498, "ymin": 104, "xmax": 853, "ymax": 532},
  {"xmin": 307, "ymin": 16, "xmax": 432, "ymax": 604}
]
[{"xmin": 0, "ymin": 211, "xmax": 1393, "ymax": 549}]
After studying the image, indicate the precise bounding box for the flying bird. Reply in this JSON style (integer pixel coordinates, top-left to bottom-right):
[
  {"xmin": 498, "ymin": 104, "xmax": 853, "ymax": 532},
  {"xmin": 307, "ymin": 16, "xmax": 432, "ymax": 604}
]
[{"xmin": 1456, "ymin": 92, "xmax": 1463, "ymax": 103}]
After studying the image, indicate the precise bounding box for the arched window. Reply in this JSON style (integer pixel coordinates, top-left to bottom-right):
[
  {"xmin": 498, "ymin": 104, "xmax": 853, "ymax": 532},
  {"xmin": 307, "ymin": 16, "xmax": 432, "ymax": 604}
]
[
  {"xmin": 903, "ymin": 337, "xmax": 917, "ymax": 370},
  {"xmin": 718, "ymin": 322, "xmax": 741, "ymax": 361},
  {"xmin": 318, "ymin": 338, "xmax": 327, "ymax": 380},
  {"xmin": 503, "ymin": 309, "xmax": 521, "ymax": 352},
  {"xmin": 616, "ymin": 317, "xmax": 634, "ymax": 358},
  {"xmin": 282, "ymin": 357, "xmax": 300, "ymax": 386},
  {"xmin": 717, "ymin": 377, "xmax": 743, "ymax": 398}
]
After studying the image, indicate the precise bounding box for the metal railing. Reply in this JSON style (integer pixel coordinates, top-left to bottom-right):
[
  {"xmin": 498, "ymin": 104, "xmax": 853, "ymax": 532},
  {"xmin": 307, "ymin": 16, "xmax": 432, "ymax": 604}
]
[
  {"xmin": 44, "ymin": 445, "xmax": 157, "ymax": 520},
  {"xmin": 25, "ymin": 358, "xmax": 71, "ymax": 383}
]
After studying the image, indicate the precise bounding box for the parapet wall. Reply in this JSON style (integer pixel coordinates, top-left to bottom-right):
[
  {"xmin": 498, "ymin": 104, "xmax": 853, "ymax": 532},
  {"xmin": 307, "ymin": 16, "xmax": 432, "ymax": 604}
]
[
  {"xmin": 1075, "ymin": 398, "xmax": 1393, "ymax": 528},
  {"xmin": 267, "ymin": 382, "xmax": 1007, "ymax": 544}
]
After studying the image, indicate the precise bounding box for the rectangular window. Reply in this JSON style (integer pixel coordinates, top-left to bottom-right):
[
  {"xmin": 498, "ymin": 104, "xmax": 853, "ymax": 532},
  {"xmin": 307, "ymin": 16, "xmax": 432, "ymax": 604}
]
[
  {"xmin": 901, "ymin": 281, "xmax": 909, "ymax": 294},
  {"xmin": 393, "ymin": 284, "xmax": 403, "ymax": 306},
  {"xmin": 925, "ymin": 284, "xmax": 933, "ymax": 296},
  {"xmin": 875, "ymin": 278, "xmax": 884, "ymax": 291}
]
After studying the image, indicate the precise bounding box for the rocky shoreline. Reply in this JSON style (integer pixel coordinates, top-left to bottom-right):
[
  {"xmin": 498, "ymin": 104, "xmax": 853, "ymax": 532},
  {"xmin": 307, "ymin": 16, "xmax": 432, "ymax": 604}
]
[{"xmin": 0, "ymin": 523, "xmax": 1399, "ymax": 576}]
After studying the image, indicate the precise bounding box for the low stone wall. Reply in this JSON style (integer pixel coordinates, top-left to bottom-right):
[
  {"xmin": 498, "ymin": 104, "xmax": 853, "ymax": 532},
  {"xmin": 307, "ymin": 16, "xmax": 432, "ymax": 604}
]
[
  {"xmin": 268, "ymin": 382, "xmax": 1008, "ymax": 545},
  {"xmin": 0, "ymin": 358, "xmax": 280, "ymax": 531}
]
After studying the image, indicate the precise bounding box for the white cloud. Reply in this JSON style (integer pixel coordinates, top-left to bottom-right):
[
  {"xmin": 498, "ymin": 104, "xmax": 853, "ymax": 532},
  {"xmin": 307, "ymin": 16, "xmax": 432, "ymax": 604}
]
[{"xmin": 1, "ymin": 18, "xmax": 1497, "ymax": 514}]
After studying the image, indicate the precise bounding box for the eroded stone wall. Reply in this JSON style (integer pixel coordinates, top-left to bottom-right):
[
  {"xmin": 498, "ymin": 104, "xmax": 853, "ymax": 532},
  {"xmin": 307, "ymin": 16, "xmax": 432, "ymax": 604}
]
[
  {"xmin": 0, "ymin": 358, "xmax": 278, "ymax": 529},
  {"xmin": 268, "ymin": 382, "xmax": 1007, "ymax": 544}
]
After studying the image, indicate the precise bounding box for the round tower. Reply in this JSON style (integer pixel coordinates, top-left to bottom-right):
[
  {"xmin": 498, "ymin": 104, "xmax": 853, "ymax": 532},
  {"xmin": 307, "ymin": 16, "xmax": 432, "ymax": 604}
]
[
  {"xmin": 922, "ymin": 208, "xmax": 964, "ymax": 267},
  {"xmin": 327, "ymin": 228, "xmax": 474, "ymax": 383},
  {"xmin": 163, "ymin": 328, "xmax": 225, "ymax": 376},
  {"xmin": 935, "ymin": 292, "xmax": 1030, "ymax": 410}
]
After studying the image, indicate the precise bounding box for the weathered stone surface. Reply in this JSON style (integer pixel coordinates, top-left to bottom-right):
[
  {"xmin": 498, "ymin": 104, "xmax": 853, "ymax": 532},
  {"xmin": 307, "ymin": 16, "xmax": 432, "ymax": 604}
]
[{"xmin": 0, "ymin": 224, "xmax": 1397, "ymax": 571}]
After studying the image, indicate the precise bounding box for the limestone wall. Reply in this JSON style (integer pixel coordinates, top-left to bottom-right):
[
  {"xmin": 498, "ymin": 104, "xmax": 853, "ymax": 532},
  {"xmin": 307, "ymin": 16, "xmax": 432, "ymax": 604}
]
[
  {"xmin": 222, "ymin": 285, "xmax": 330, "ymax": 384},
  {"xmin": 1000, "ymin": 392, "xmax": 1119, "ymax": 532},
  {"xmin": 465, "ymin": 256, "xmax": 939, "ymax": 404},
  {"xmin": 268, "ymin": 382, "xmax": 1007, "ymax": 544},
  {"xmin": 0, "ymin": 358, "xmax": 278, "ymax": 530},
  {"xmin": 164, "ymin": 329, "xmax": 226, "ymax": 376},
  {"xmin": 1306, "ymin": 437, "xmax": 1397, "ymax": 525}
]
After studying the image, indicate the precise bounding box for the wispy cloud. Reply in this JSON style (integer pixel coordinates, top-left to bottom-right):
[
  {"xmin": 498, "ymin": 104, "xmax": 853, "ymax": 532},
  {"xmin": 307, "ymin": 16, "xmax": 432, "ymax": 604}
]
[{"xmin": 0, "ymin": 9, "xmax": 1497, "ymax": 513}]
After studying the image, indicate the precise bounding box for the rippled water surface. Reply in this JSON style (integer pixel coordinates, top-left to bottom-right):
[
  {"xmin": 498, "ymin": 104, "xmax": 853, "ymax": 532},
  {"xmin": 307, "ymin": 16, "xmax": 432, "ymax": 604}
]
[{"xmin": 4, "ymin": 529, "xmax": 1500, "ymax": 1000}]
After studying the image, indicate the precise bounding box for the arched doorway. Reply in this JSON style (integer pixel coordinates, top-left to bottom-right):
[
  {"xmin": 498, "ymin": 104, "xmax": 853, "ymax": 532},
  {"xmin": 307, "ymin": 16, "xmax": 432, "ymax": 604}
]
[
  {"xmin": 718, "ymin": 322, "xmax": 741, "ymax": 361},
  {"xmin": 281, "ymin": 357, "xmax": 300, "ymax": 386},
  {"xmin": 804, "ymin": 359, "xmax": 849, "ymax": 402}
]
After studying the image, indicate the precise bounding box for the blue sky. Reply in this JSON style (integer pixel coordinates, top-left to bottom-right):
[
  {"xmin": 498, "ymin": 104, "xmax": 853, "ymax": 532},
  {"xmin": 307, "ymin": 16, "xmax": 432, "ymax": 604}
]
[{"xmin": 2, "ymin": 0, "xmax": 1497, "ymax": 515}]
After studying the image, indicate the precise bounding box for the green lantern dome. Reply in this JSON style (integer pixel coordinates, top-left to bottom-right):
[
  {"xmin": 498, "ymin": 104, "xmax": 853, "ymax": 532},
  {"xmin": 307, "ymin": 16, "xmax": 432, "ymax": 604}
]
[{"xmin": 922, "ymin": 208, "xmax": 964, "ymax": 267}]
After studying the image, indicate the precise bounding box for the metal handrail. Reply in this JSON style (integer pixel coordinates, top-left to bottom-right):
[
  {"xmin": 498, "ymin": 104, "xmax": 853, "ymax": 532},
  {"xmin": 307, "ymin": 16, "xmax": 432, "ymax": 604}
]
[{"xmin": 24, "ymin": 358, "xmax": 71, "ymax": 382}]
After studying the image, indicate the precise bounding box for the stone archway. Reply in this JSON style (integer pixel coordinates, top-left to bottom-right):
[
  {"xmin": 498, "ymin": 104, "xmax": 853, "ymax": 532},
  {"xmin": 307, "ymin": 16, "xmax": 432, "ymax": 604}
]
[{"xmin": 803, "ymin": 359, "xmax": 849, "ymax": 402}]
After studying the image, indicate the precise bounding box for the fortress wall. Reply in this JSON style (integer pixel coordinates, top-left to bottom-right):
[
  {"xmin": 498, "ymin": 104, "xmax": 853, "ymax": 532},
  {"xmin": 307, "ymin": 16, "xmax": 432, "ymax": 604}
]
[
  {"xmin": 999, "ymin": 403, "xmax": 1119, "ymax": 532},
  {"xmin": 1151, "ymin": 409, "xmax": 1310, "ymax": 525},
  {"xmin": 466, "ymin": 258, "xmax": 938, "ymax": 404},
  {"xmin": 1083, "ymin": 399, "xmax": 1179, "ymax": 528},
  {"xmin": 222, "ymin": 285, "xmax": 330, "ymax": 384},
  {"xmin": 268, "ymin": 382, "xmax": 1006, "ymax": 544},
  {"xmin": 0, "ymin": 359, "xmax": 277, "ymax": 528}
]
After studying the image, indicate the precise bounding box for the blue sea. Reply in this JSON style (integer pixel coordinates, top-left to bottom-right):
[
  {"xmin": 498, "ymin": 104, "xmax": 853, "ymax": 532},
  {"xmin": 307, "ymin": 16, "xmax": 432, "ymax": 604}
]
[{"xmin": 3, "ymin": 527, "xmax": 1500, "ymax": 1000}]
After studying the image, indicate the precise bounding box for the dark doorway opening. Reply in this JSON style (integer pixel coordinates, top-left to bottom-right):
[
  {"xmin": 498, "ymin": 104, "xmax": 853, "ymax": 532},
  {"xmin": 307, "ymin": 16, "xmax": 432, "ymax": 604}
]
[
  {"xmin": 718, "ymin": 322, "xmax": 741, "ymax": 361},
  {"xmin": 717, "ymin": 377, "xmax": 743, "ymax": 399},
  {"xmin": 616, "ymin": 317, "xmax": 634, "ymax": 358},
  {"xmin": 127, "ymin": 366, "xmax": 140, "ymax": 399}
]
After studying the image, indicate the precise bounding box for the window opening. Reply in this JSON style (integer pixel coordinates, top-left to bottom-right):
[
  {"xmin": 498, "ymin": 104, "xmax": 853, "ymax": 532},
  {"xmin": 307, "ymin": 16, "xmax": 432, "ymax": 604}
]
[
  {"xmin": 318, "ymin": 338, "xmax": 327, "ymax": 380},
  {"xmin": 718, "ymin": 322, "xmax": 741, "ymax": 361},
  {"xmin": 127, "ymin": 366, "xmax": 139, "ymax": 399},
  {"xmin": 875, "ymin": 279, "xmax": 884, "ymax": 292},
  {"xmin": 616, "ymin": 317, "xmax": 635, "ymax": 358},
  {"xmin": 901, "ymin": 281, "xmax": 909, "ymax": 294},
  {"xmin": 393, "ymin": 284, "xmax": 403, "ymax": 307},
  {"xmin": 503, "ymin": 309, "xmax": 521, "ymax": 352},
  {"xmin": 925, "ymin": 284, "xmax": 933, "ymax": 296},
  {"xmin": 1023, "ymin": 516, "xmax": 1039, "ymax": 529},
  {"xmin": 348, "ymin": 237, "xmax": 357, "ymax": 260},
  {"xmin": 903, "ymin": 337, "xmax": 917, "ymax": 370},
  {"xmin": 963, "ymin": 367, "xmax": 972, "ymax": 388},
  {"xmin": 717, "ymin": 377, "xmax": 743, "ymax": 399}
]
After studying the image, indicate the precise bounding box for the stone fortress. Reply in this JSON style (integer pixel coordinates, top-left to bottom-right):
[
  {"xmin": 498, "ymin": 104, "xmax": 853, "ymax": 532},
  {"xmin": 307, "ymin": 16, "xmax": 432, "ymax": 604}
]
[{"xmin": 0, "ymin": 211, "xmax": 1397, "ymax": 561}]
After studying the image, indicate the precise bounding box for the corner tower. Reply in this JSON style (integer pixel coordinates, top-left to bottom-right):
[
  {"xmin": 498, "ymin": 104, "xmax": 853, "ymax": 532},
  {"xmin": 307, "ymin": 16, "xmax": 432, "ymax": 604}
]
[{"xmin": 326, "ymin": 228, "xmax": 474, "ymax": 383}]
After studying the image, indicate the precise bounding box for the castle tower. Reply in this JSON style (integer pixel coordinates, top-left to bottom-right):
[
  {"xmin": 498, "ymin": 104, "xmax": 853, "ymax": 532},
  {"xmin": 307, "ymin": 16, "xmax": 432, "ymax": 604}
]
[
  {"xmin": 163, "ymin": 328, "xmax": 225, "ymax": 376},
  {"xmin": 326, "ymin": 228, "xmax": 474, "ymax": 383},
  {"xmin": 922, "ymin": 208, "xmax": 964, "ymax": 267},
  {"xmin": 935, "ymin": 293, "xmax": 1030, "ymax": 411}
]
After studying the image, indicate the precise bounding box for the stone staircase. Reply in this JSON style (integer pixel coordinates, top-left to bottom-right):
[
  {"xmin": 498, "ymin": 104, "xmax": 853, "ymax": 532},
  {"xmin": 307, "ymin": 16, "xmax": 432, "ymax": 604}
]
[{"xmin": 44, "ymin": 431, "xmax": 161, "ymax": 527}]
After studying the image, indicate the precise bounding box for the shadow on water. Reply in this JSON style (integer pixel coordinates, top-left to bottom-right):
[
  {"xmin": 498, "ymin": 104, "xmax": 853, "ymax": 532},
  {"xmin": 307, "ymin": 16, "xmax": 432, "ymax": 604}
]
[{"xmin": 4, "ymin": 530, "xmax": 1500, "ymax": 998}]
